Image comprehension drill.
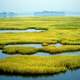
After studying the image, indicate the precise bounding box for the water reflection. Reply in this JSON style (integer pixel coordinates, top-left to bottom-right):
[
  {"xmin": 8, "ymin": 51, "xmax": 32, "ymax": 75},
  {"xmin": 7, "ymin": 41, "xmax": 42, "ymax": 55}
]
[
  {"xmin": 33, "ymin": 52, "xmax": 50, "ymax": 56},
  {"xmin": 54, "ymin": 43, "xmax": 63, "ymax": 47},
  {"xmin": 55, "ymin": 51, "xmax": 80, "ymax": 56},
  {"xmin": 1, "ymin": 50, "xmax": 80, "ymax": 58},
  {"xmin": 0, "ymin": 29, "xmax": 45, "ymax": 33},
  {"xmin": 0, "ymin": 69, "xmax": 80, "ymax": 80},
  {"xmin": 49, "ymin": 43, "xmax": 63, "ymax": 47},
  {"xmin": 0, "ymin": 50, "xmax": 8, "ymax": 58},
  {"xmin": 5, "ymin": 44, "xmax": 43, "ymax": 48}
]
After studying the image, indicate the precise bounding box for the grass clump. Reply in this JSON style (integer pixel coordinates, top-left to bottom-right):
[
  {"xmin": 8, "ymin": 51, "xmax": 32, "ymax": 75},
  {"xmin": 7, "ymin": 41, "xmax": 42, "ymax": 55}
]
[
  {"xmin": 3, "ymin": 46, "xmax": 38, "ymax": 55},
  {"xmin": 0, "ymin": 56, "xmax": 80, "ymax": 75},
  {"xmin": 0, "ymin": 45, "xmax": 4, "ymax": 49},
  {"xmin": 42, "ymin": 45, "xmax": 80, "ymax": 54},
  {"xmin": 2, "ymin": 45, "xmax": 80, "ymax": 55}
]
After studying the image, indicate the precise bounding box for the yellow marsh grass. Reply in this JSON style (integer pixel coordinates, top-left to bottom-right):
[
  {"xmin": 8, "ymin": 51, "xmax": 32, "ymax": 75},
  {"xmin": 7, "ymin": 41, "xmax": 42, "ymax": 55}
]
[
  {"xmin": 0, "ymin": 17, "xmax": 80, "ymax": 45},
  {"xmin": 3, "ymin": 46, "xmax": 38, "ymax": 55},
  {"xmin": 0, "ymin": 29, "xmax": 80, "ymax": 45},
  {"xmin": 0, "ymin": 16, "xmax": 80, "ymax": 30},
  {"xmin": 3, "ymin": 45, "xmax": 80, "ymax": 55},
  {"xmin": 0, "ymin": 56, "xmax": 80, "ymax": 74},
  {"xmin": 42, "ymin": 45, "xmax": 80, "ymax": 54}
]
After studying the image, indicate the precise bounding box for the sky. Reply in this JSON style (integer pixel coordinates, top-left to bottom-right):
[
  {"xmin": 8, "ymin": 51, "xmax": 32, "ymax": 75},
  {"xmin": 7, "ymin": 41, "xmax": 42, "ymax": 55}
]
[{"xmin": 0, "ymin": 0, "xmax": 80, "ymax": 13}]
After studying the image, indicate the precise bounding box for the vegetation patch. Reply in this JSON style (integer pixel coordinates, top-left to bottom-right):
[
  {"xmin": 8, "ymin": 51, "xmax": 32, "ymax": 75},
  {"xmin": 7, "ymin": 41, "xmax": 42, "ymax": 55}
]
[
  {"xmin": 42, "ymin": 45, "xmax": 80, "ymax": 54},
  {"xmin": 2, "ymin": 45, "xmax": 80, "ymax": 55},
  {"xmin": 0, "ymin": 16, "xmax": 80, "ymax": 30},
  {"xmin": 3, "ymin": 46, "xmax": 39, "ymax": 55},
  {"xmin": 1, "ymin": 29, "xmax": 80, "ymax": 45},
  {"xmin": 0, "ymin": 17, "xmax": 80, "ymax": 45},
  {"xmin": 0, "ymin": 56, "xmax": 80, "ymax": 75},
  {"xmin": 0, "ymin": 45, "xmax": 4, "ymax": 49}
]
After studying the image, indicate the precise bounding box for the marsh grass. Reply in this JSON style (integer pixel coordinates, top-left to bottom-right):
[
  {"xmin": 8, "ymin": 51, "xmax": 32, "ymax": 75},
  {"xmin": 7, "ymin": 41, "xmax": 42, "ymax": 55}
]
[
  {"xmin": 0, "ymin": 29, "xmax": 80, "ymax": 45},
  {"xmin": 2, "ymin": 45, "xmax": 80, "ymax": 55},
  {"xmin": 0, "ymin": 16, "xmax": 80, "ymax": 75},
  {"xmin": 0, "ymin": 17, "xmax": 80, "ymax": 45},
  {"xmin": 0, "ymin": 16, "xmax": 80, "ymax": 30},
  {"xmin": 3, "ymin": 46, "xmax": 39, "ymax": 55},
  {"xmin": 0, "ymin": 45, "xmax": 4, "ymax": 49},
  {"xmin": 42, "ymin": 45, "xmax": 80, "ymax": 54},
  {"xmin": 0, "ymin": 56, "xmax": 80, "ymax": 74}
]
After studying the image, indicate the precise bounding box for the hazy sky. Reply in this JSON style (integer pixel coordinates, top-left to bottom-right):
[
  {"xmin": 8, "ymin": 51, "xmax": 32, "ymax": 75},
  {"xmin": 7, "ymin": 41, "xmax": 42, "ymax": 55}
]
[{"xmin": 0, "ymin": 0, "xmax": 80, "ymax": 13}]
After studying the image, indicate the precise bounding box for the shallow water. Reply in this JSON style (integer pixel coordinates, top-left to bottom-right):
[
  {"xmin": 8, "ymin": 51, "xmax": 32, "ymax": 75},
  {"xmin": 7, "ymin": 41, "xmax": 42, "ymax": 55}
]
[
  {"xmin": 5, "ymin": 44, "xmax": 43, "ymax": 48},
  {"xmin": 4, "ymin": 43, "xmax": 63, "ymax": 50},
  {"xmin": 54, "ymin": 43, "xmax": 63, "ymax": 47},
  {"xmin": 34, "ymin": 51, "xmax": 80, "ymax": 56},
  {"xmin": 0, "ymin": 50, "xmax": 8, "ymax": 58},
  {"xmin": 49, "ymin": 43, "xmax": 63, "ymax": 47},
  {"xmin": 55, "ymin": 51, "xmax": 80, "ymax": 56},
  {"xmin": 33, "ymin": 52, "xmax": 50, "ymax": 56},
  {"xmin": 1, "ymin": 49, "xmax": 80, "ymax": 58},
  {"xmin": 0, "ymin": 29, "xmax": 45, "ymax": 33},
  {"xmin": 0, "ymin": 69, "xmax": 80, "ymax": 80}
]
